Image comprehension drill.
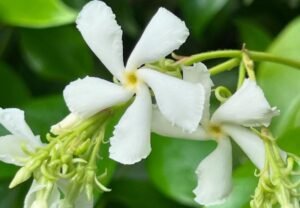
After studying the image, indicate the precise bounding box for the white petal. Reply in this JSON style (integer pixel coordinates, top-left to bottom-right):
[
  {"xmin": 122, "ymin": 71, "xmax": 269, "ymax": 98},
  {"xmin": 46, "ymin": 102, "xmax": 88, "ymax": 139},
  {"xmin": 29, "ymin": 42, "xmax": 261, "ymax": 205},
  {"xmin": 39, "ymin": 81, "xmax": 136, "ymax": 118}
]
[
  {"xmin": 109, "ymin": 84, "xmax": 152, "ymax": 164},
  {"xmin": 151, "ymin": 106, "xmax": 208, "ymax": 140},
  {"xmin": 126, "ymin": 8, "xmax": 189, "ymax": 70},
  {"xmin": 0, "ymin": 108, "xmax": 38, "ymax": 144},
  {"xmin": 0, "ymin": 135, "xmax": 39, "ymax": 166},
  {"xmin": 223, "ymin": 125, "xmax": 265, "ymax": 170},
  {"xmin": 57, "ymin": 180, "xmax": 93, "ymax": 208},
  {"xmin": 193, "ymin": 138, "xmax": 232, "ymax": 206},
  {"xmin": 139, "ymin": 68, "xmax": 205, "ymax": 132},
  {"xmin": 183, "ymin": 62, "xmax": 213, "ymax": 123},
  {"xmin": 76, "ymin": 0, "xmax": 124, "ymax": 78},
  {"xmin": 48, "ymin": 185, "xmax": 61, "ymax": 208},
  {"xmin": 24, "ymin": 180, "xmax": 60, "ymax": 208},
  {"xmin": 75, "ymin": 191, "xmax": 93, "ymax": 208},
  {"xmin": 24, "ymin": 180, "xmax": 44, "ymax": 208},
  {"xmin": 51, "ymin": 113, "xmax": 82, "ymax": 135},
  {"xmin": 182, "ymin": 62, "xmax": 213, "ymax": 87},
  {"xmin": 64, "ymin": 76, "xmax": 133, "ymax": 119},
  {"xmin": 211, "ymin": 79, "xmax": 279, "ymax": 127}
]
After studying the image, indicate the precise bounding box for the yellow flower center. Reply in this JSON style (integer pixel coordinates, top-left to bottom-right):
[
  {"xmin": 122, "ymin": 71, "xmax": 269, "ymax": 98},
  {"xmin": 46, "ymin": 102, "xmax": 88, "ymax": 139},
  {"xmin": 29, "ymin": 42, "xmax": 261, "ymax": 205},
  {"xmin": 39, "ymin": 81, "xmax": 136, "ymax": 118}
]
[
  {"xmin": 207, "ymin": 123, "xmax": 224, "ymax": 140},
  {"xmin": 123, "ymin": 70, "xmax": 139, "ymax": 90}
]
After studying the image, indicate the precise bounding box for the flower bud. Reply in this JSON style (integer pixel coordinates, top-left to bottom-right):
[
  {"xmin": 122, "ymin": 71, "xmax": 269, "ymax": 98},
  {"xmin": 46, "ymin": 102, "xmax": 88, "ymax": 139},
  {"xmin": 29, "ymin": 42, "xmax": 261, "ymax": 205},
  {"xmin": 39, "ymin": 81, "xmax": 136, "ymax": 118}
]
[
  {"xmin": 74, "ymin": 139, "xmax": 91, "ymax": 156},
  {"xmin": 9, "ymin": 167, "xmax": 32, "ymax": 188}
]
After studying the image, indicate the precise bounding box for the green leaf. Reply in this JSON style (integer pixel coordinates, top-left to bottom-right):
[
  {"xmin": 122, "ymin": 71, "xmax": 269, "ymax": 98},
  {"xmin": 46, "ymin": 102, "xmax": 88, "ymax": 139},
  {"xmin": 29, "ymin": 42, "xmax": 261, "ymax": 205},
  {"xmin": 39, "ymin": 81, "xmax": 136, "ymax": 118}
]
[
  {"xmin": 0, "ymin": 62, "xmax": 31, "ymax": 107},
  {"xmin": 179, "ymin": 0, "xmax": 229, "ymax": 37},
  {"xmin": 0, "ymin": 28, "xmax": 12, "ymax": 56},
  {"xmin": 236, "ymin": 19, "xmax": 273, "ymax": 51},
  {"xmin": 276, "ymin": 96, "xmax": 300, "ymax": 156},
  {"xmin": 0, "ymin": 163, "xmax": 18, "ymax": 180},
  {"xmin": 0, "ymin": 180, "xmax": 29, "ymax": 208},
  {"xmin": 20, "ymin": 26, "xmax": 93, "ymax": 82},
  {"xmin": 207, "ymin": 163, "xmax": 257, "ymax": 208},
  {"xmin": 147, "ymin": 134, "xmax": 216, "ymax": 206},
  {"xmin": 0, "ymin": 0, "xmax": 76, "ymax": 28},
  {"xmin": 101, "ymin": 178, "xmax": 190, "ymax": 208},
  {"xmin": 257, "ymin": 17, "xmax": 300, "ymax": 136},
  {"xmin": 22, "ymin": 95, "xmax": 68, "ymax": 136},
  {"xmin": 278, "ymin": 127, "xmax": 300, "ymax": 156},
  {"xmin": 106, "ymin": 0, "xmax": 140, "ymax": 38}
]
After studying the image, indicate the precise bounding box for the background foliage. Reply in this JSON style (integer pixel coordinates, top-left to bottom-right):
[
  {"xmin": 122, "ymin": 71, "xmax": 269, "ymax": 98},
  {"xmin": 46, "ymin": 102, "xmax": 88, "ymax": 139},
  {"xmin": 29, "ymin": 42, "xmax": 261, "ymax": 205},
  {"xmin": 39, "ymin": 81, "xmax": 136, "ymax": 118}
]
[{"xmin": 1, "ymin": 0, "xmax": 300, "ymax": 207}]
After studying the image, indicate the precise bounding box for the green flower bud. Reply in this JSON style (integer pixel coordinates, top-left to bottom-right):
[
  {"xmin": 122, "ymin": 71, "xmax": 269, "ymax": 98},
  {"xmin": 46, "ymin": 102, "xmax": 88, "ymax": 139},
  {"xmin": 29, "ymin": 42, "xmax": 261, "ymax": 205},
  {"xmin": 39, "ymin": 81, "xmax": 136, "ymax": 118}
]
[
  {"xmin": 9, "ymin": 167, "xmax": 32, "ymax": 188},
  {"xmin": 74, "ymin": 139, "xmax": 91, "ymax": 156}
]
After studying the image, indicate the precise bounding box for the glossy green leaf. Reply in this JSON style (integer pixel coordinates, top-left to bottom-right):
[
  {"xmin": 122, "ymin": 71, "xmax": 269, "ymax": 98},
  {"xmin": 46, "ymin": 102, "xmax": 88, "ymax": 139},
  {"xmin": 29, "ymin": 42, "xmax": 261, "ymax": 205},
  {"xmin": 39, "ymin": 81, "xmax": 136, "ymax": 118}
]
[
  {"xmin": 0, "ymin": 28, "xmax": 12, "ymax": 56},
  {"xmin": 0, "ymin": 163, "xmax": 18, "ymax": 180},
  {"xmin": 62, "ymin": 0, "xmax": 88, "ymax": 10},
  {"xmin": 278, "ymin": 127, "xmax": 300, "ymax": 156},
  {"xmin": 147, "ymin": 134, "xmax": 216, "ymax": 206},
  {"xmin": 0, "ymin": 0, "xmax": 76, "ymax": 28},
  {"xmin": 0, "ymin": 62, "xmax": 31, "ymax": 107},
  {"xmin": 257, "ymin": 17, "xmax": 300, "ymax": 136},
  {"xmin": 207, "ymin": 163, "xmax": 258, "ymax": 208},
  {"xmin": 20, "ymin": 26, "xmax": 93, "ymax": 82},
  {"xmin": 236, "ymin": 19, "xmax": 273, "ymax": 51},
  {"xmin": 101, "ymin": 179, "xmax": 189, "ymax": 208},
  {"xmin": 106, "ymin": 0, "xmax": 140, "ymax": 38},
  {"xmin": 179, "ymin": 0, "xmax": 229, "ymax": 37},
  {"xmin": 0, "ymin": 180, "xmax": 28, "ymax": 208},
  {"xmin": 276, "ymin": 96, "xmax": 300, "ymax": 155}
]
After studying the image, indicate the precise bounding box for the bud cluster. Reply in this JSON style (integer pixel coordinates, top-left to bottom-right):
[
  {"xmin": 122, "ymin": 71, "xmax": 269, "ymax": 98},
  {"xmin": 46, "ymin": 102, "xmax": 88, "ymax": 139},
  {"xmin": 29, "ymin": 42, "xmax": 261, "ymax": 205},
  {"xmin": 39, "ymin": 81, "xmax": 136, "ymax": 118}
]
[
  {"xmin": 10, "ymin": 110, "xmax": 112, "ymax": 206},
  {"xmin": 251, "ymin": 129, "xmax": 300, "ymax": 208}
]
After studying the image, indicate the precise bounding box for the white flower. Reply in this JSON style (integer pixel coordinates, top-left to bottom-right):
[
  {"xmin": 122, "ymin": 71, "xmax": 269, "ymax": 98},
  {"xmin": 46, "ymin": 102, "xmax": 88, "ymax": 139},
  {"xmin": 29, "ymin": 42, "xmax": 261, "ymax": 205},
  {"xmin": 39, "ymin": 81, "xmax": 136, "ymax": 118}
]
[
  {"xmin": 0, "ymin": 108, "xmax": 43, "ymax": 167},
  {"xmin": 151, "ymin": 63, "xmax": 279, "ymax": 206},
  {"xmin": 0, "ymin": 108, "xmax": 60, "ymax": 208},
  {"xmin": 62, "ymin": 0, "xmax": 205, "ymax": 165}
]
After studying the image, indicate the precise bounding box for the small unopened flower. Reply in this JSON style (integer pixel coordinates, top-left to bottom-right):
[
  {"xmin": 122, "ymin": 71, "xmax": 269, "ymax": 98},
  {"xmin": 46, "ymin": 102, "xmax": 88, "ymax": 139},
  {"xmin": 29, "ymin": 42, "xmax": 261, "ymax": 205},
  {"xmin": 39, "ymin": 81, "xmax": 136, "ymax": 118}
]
[
  {"xmin": 152, "ymin": 63, "xmax": 279, "ymax": 206},
  {"xmin": 61, "ymin": 0, "xmax": 205, "ymax": 165}
]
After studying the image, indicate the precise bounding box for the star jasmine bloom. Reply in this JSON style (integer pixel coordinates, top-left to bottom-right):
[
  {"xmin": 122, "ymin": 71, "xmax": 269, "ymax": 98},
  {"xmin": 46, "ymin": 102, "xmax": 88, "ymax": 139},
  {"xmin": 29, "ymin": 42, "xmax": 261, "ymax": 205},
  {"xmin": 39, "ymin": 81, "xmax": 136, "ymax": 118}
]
[
  {"xmin": 0, "ymin": 108, "xmax": 60, "ymax": 208},
  {"xmin": 62, "ymin": 0, "xmax": 205, "ymax": 165},
  {"xmin": 151, "ymin": 63, "xmax": 279, "ymax": 206}
]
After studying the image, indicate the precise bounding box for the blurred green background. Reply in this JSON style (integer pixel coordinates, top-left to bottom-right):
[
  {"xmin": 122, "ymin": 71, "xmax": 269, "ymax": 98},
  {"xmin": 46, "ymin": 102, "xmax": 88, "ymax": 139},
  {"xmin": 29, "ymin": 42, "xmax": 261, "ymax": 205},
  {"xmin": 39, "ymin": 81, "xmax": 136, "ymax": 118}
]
[{"xmin": 1, "ymin": 0, "xmax": 300, "ymax": 207}]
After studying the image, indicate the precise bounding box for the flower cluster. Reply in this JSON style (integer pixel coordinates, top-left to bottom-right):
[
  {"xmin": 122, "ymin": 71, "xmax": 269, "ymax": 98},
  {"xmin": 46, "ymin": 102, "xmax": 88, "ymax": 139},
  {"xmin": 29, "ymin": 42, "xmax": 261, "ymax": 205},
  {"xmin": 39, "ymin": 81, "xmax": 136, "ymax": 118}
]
[{"xmin": 0, "ymin": 0, "xmax": 299, "ymax": 208}]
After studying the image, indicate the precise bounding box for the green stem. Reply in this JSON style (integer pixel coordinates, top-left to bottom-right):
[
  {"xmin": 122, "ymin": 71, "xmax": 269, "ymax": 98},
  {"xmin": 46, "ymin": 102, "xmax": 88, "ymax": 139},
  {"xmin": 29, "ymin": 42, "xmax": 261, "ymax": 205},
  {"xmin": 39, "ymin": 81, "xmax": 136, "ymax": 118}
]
[
  {"xmin": 237, "ymin": 61, "xmax": 246, "ymax": 89},
  {"xmin": 178, "ymin": 50, "xmax": 241, "ymax": 65},
  {"xmin": 177, "ymin": 50, "xmax": 300, "ymax": 71},
  {"xmin": 249, "ymin": 51, "xmax": 300, "ymax": 69},
  {"xmin": 209, "ymin": 58, "xmax": 240, "ymax": 75}
]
